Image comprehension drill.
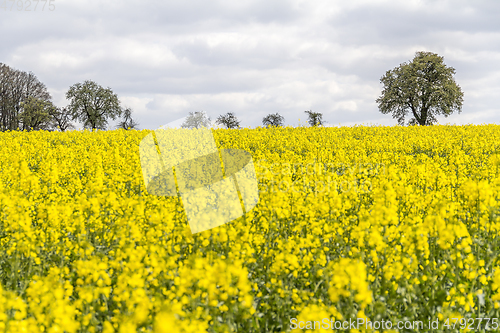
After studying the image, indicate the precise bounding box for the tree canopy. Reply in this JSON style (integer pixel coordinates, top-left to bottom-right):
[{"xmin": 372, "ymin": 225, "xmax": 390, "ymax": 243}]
[
  {"xmin": 376, "ymin": 51, "xmax": 464, "ymax": 126},
  {"xmin": 66, "ymin": 80, "xmax": 122, "ymax": 130},
  {"xmin": 262, "ymin": 113, "xmax": 285, "ymax": 128},
  {"xmin": 19, "ymin": 97, "xmax": 56, "ymax": 131},
  {"xmin": 0, "ymin": 63, "xmax": 53, "ymax": 131},
  {"xmin": 181, "ymin": 111, "xmax": 212, "ymax": 129},
  {"xmin": 304, "ymin": 110, "xmax": 324, "ymax": 127},
  {"xmin": 215, "ymin": 112, "xmax": 241, "ymax": 129}
]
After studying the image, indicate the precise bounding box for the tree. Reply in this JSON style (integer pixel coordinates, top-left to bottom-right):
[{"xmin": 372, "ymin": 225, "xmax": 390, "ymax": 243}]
[
  {"xmin": 215, "ymin": 112, "xmax": 241, "ymax": 129},
  {"xmin": 262, "ymin": 113, "xmax": 284, "ymax": 128},
  {"xmin": 376, "ymin": 51, "xmax": 464, "ymax": 126},
  {"xmin": 181, "ymin": 111, "xmax": 212, "ymax": 129},
  {"xmin": 0, "ymin": 63, "xmax": 18, "ymax": 130},
  {"xmin": 19, "ymin": 97, "xmax": 55, "ymax": 131},
  {"xmin": 49, "ymin": 106, "xmax": 75, "ymax": 131},
  {"xmin": 66, "ymin": 80, "xmax": 122, "ymax": 130},
  {"xmin": 304, "ymin": 110, "xmax": 324, "ymax": 127},
  {"xmin": 0, "ymin": 63, "xmax": 52, "ymax": 131},
  {"xmin": 116, "ymin": 107, "xmax": 139, "ymax": 130}
]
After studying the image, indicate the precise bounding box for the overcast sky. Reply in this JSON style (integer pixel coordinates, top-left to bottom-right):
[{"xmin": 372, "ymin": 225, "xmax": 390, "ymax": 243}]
[{"xmin": 1, "ymin": 0, "xmax": 499, "ymax": 129}]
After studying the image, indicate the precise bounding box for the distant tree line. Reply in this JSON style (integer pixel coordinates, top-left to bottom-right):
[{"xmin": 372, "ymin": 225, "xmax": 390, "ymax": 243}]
[
  {"xmin": 1, "ymin": 61, "xmax": 322, "ymax": 132},
  {"xmin": 180, "ymin": 110, "xmax": 325, "ymax": 129},
  {"xmin": 0, "ymin": 63, "xmax": 139, "ymax": 131}
]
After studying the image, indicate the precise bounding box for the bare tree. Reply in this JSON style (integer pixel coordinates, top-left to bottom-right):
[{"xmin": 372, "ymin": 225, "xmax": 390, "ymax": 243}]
[
  {"xmin": 215, "ymin": 112, "xmax": 241, "ymax": 129},
  {"xmin": 116, "ymin": 107, "xmax": 139, "ymax": 130},
  {"xmin": 181, "ymin": 111, "xmax": 212, "ymax": 129},
  {"xmin": 49, "ymin": 106, "xmax": 75, "ymax": 131},
  {"xmin": 0, "ymin": 63, "xmax": 52, "ymax": 131},
  {"xmin": 304, "ymin": 110, "xmax": 324, "ymax": 127},
  {"xmin": 0, "ymin": 64, "xmax": 13, "ymax": 130},
  {"xmin": 262, "ymin": 113, "xmax": 285, "ymax": 128}
]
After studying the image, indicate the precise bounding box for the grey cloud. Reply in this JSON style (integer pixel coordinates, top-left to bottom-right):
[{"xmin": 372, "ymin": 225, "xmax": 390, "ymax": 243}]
[
  {"xmin": 59, "ymin": 0, "xmax": 302, "ymax": 34},
  {"xmin": 170, "ymin": 37, "xmax": 296, "ymax": 70},
  {"xmin": 330, "ymin": 0, "xmax": 500, "ymax": 46}
]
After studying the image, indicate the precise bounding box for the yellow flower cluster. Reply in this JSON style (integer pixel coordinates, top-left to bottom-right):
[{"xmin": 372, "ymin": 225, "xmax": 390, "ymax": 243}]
[
  {"xmin": 327, "ymin": 258, "xmax": 372, "ymax": 308},
  {"xmin": 0, "ymin": 124, "xmax": 500, "ymax": 332}
]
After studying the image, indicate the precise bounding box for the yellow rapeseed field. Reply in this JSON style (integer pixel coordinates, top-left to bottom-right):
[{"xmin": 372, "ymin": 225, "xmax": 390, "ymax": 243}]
[{"xmin": 1, "ymin": 125, "xmax": 500, "ymax": 332}]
